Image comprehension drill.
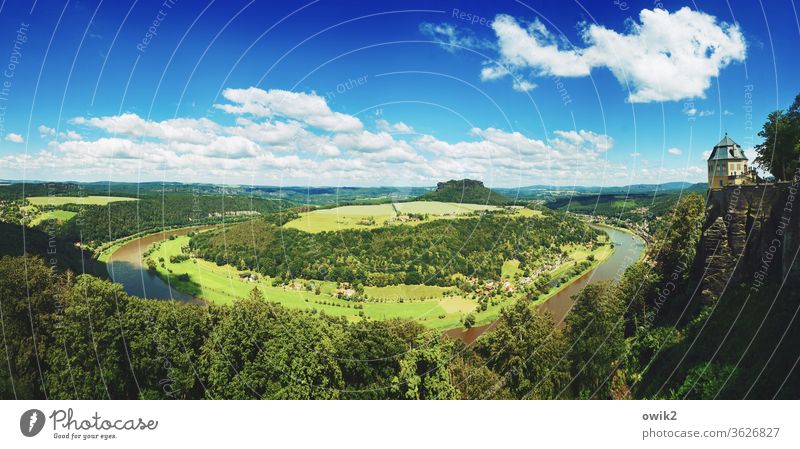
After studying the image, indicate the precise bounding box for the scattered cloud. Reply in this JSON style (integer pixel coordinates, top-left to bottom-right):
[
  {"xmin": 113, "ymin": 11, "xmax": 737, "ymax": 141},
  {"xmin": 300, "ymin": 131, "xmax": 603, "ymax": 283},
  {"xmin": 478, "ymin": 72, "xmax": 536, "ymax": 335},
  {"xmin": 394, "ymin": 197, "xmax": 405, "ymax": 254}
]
[
  {"xmin": 512, "ymin": 79, "xmax": 536, "ymax": 92},
  {"xmin": 38, "ymin": 125, "xmax": 55, "ymax": 137},
  {"xmin": 683, "ymin": 107, "xmax": 715, "ymax": 117},
  {"xmin": 5, "ymin": 133, "xmax": 24, "ymax": 143},
  {"xmin": 376, "ymin": 119, "xmax": 414, "ymax": 134},
  {"xmin": 481, "ymin": 7, "xmax": 746, "ymax": 102},
  {"xmin": 667, "ymin": 147, "xmax": 683, "ymax": 155},
  {"xmin": 60, "ymin": 130, "xmax": 82, "ymax": 140},
  {"xmin": 419, "ymin": 22, "xmax": 494, "ymax": 53}
]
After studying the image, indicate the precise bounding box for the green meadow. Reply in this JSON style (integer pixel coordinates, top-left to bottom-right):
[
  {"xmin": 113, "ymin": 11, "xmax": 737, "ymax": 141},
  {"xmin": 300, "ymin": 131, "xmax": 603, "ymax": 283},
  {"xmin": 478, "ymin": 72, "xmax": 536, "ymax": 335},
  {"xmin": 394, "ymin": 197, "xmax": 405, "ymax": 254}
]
[
  {"xmin": 28, "ymin": 209, "xmax": 77, "ymax": 226},
  {"xmin": 283, "ymin": 200, "xmax": 538, "ymax": 233}
]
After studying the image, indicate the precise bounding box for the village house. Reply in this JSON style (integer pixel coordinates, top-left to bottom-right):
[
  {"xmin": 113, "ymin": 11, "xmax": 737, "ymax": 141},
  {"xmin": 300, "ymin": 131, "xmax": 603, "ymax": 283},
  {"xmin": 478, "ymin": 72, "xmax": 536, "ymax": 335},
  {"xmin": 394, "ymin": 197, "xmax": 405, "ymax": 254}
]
[
  {"xmin": 239, "ymin": 272, "xmax": 258, "ymax": 283},
  {"xmin": 333, "ymin": 282, "xmax": 356, "ymax": 298}
]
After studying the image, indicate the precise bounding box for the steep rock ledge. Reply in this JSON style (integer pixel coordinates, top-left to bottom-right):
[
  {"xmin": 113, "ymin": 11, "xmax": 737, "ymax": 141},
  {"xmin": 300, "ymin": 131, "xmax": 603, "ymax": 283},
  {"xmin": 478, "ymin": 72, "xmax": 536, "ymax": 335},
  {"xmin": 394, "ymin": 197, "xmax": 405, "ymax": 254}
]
[{"xmin": 695, "ymin": 179, "xmax": 800, "ymax": 301}]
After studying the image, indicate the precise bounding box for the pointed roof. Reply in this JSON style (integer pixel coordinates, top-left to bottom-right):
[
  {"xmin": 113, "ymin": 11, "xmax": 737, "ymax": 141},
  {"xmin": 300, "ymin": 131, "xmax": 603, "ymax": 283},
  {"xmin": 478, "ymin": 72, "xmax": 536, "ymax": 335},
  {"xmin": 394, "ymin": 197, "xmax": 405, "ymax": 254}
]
[
  {"xmin": 715, "ymin": 134, "xmax": 738, "ymax": 148},
  {"xmin": 708, "ymin": 133, "xmax": 747, "ymax": 161}
]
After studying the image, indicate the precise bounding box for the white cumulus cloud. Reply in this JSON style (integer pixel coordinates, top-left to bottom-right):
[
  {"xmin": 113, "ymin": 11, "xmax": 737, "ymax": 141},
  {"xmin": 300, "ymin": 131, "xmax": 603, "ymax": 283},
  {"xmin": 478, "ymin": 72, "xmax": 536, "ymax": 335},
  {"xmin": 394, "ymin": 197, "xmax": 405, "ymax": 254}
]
[
  {"xmin": 483, "ymin": 7, "xmax": 746, "ymax": 102},
  {"xmin": 38, "ymin": 125, "xmax": 55, "ymax": 137},
  {"xmin": 215, "ymin": 87, "xmax": 363, "ymax": 133},
  {"xmin": 5, "ymin": 133, "xmax": 24, "ymax": 143}
]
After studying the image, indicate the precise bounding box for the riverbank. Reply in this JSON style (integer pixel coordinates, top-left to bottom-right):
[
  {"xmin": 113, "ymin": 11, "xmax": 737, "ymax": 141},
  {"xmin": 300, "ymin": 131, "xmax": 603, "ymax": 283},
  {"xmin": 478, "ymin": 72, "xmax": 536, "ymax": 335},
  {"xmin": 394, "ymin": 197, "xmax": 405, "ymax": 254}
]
[
  {"xmin": 445, "ymin": 224, "xmax": 646, "ymax": 343},
  {"xmin": 103, "ymin": 225, "xmax": 213, "ymax": 301},
  {"xmin": 96, "ymin": 224, "xmax": 216, "ymax": 263}
]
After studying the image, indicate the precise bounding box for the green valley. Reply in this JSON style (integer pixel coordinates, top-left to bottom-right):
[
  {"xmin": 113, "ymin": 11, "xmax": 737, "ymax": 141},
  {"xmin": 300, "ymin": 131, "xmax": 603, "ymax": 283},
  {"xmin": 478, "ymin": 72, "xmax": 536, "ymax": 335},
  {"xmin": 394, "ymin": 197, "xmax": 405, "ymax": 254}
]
[{"xmin": 138, "ymin": 200, "xmax": 616, "ymax": 330}]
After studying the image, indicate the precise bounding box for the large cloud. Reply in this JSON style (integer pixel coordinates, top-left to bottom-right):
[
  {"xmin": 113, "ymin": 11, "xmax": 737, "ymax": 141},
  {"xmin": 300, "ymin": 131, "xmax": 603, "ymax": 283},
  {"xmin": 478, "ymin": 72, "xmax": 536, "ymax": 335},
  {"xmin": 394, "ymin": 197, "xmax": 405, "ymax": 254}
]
[
  {"xmin": 72, "ymin": 114, "xmax": 220, "ymax": 144},
  {"xmin": 215, "ymin": 87, "xmax": 363, "ymax": 133},
  {"xmin": 485, "ymin": 7, "xmax": 746, "ymax": 102}
]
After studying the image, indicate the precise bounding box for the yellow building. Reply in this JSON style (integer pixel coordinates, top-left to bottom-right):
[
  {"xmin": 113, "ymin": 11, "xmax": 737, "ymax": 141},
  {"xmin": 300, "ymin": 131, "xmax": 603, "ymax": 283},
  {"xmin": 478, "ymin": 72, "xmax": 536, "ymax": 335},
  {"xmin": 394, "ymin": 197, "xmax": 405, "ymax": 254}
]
[{"xmin": 707, "ymin": 134, "xmax": 751, "ymax": 189}]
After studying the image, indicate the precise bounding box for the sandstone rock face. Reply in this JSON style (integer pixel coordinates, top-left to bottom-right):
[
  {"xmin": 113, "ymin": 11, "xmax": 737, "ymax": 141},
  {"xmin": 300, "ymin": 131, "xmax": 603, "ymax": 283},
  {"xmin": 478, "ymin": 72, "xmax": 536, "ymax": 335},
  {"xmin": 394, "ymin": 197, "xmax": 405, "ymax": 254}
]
[
  {"xmin": 696, "ymin": 180, "xmax": 800, "ymax": 300},
  {"xmin": 699, "ymin": 216, "xmax": 734, "ymax": 303}
]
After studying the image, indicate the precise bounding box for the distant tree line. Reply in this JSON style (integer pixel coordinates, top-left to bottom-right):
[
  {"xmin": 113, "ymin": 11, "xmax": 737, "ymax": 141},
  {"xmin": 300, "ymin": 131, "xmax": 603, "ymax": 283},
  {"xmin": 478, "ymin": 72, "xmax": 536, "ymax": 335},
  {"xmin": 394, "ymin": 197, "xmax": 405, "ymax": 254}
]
[{"xmin": 40, "ymin": 194, "xmax": 288, "ymax": 245}]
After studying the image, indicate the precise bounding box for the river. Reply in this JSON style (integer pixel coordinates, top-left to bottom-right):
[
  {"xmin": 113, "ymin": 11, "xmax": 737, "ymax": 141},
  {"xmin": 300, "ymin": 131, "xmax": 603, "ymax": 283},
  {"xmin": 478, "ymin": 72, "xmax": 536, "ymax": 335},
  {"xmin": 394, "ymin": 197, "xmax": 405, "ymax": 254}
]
[
  {"xmin": 444, "ymin": 225, "xmax": 646, "ymax": 344},
  {"xmin": 106, "ymin": 226, "xmax": 210, "ymax": 302}
]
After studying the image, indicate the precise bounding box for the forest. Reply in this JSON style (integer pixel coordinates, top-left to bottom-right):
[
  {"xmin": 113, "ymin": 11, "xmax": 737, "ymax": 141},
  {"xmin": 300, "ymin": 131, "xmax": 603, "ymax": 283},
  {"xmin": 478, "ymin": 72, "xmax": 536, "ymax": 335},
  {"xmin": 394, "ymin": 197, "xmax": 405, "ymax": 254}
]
[
  {"xmin": 189, "ymin": 208, "xmax": 601, "ymax": 286},
  {"xmin": 60, "ymin": 194, "xmax": 287, "ymax": 244},
  {"xmin": 0, "ymin": 188, "xmax": 289, "ymax": 246}
]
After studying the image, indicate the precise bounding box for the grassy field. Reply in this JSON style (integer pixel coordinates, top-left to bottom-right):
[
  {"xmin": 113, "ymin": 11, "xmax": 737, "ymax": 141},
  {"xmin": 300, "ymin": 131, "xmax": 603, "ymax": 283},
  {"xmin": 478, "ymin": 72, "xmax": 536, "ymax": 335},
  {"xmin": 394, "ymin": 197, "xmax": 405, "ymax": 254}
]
[
  {"xmin": 284, "ymin": 203, "xmax": 395, "ymax": 233},
  {"xmin": 364, "ymin": 284, "xmax": 452, "ymax": 300},
  {"xmin": 26, "ymin": 195, "xmax": 138, "ymax": 206},
  {"xmin": 393, "ymin": 201, "xmax": 498, "ymax": 214},
  {"xmin": 28, "ymin": 209, "xmax": 76, "ymax": 226},
  {"xmin": 501, "ymin": 259, "xmax": 521, "ymax": 278},
  {"xmin": 283, "ymin": 201, "xmax": 537, "ymax": 233}
]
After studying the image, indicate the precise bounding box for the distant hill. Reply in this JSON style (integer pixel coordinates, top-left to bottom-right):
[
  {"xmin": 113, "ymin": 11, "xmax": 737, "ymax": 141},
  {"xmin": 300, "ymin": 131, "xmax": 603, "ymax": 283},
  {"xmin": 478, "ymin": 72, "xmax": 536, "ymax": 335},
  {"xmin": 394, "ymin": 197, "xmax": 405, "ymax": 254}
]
[
  {"xmin": 495, "ymin": 181, "xmax": 704, "ymax": 199},
  {"xmin": 415, "ymin": 179, "xmax": 512, "ymax": 205}
]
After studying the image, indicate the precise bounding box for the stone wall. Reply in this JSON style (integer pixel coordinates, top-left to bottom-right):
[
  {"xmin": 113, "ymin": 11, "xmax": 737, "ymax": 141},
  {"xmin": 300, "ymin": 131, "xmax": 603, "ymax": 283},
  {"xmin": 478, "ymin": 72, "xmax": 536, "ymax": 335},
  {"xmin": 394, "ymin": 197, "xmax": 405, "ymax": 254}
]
[{"xmin": 695, "ymin": 179, "xmax": 800, "ymax": 302}]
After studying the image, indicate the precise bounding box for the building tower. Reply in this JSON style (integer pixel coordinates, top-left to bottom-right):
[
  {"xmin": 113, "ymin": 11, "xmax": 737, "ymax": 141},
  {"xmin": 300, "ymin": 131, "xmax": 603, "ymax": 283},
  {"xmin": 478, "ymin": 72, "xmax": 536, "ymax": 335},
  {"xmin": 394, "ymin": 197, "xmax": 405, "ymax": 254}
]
[{"xmin": 707, "ymin": 134, "xmax": 750, "ymax": 189}]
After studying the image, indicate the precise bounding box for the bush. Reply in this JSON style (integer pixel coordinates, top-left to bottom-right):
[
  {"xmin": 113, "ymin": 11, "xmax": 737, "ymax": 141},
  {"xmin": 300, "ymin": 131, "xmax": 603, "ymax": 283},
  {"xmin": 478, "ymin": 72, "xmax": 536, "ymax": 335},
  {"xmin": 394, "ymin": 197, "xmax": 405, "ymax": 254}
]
[{"xmin": 463, "ymin": 314, "xmax": 476, "ymax": 329}]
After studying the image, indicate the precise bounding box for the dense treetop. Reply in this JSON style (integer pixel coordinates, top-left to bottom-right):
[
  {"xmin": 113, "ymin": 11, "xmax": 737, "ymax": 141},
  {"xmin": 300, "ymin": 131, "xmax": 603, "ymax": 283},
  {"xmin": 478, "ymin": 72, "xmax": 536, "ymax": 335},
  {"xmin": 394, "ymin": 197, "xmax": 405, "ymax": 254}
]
[
  {"xmin": 755, "ymin": 93, "xmax": 800, "ymax": 180},
  {"xmin": 190, "ymin": 209, "xmax": 601, "ymax": 286}
]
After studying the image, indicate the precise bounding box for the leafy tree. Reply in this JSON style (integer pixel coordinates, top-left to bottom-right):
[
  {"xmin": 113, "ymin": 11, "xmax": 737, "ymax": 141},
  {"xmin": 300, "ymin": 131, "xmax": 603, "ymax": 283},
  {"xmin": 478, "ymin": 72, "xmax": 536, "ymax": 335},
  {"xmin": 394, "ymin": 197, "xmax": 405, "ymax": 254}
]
[
  {"xmin": 333, "ymin": 320, "xmax": 408, "ymax": 399},
  {"xmin": 754, "ymin": 94, "xmax": 800, "ymax": 180},
  {"xmin": 616, "ymin": 262, "xmax": 661, "ymax": 335},
  {"xmin": 191, "ymin": 213, "xmax": 600, "ymax": 287},
  {"xmin": 626, "ymin": 326, "xmax": 682, "ymax": 383},
  {"xmin": 46, "ymin": 275, "xmax": 138, "ymax": 399},
  {"xmin": 392, "ymin": 333, "xmax": 458, "ymax": 399},
  {"xmin": 0, "ymin": 256, "xmax": 65, "ymax": 399},
  {"xmin": 202, "ymin": 290, "xmax": 343, "ymax": 399},
  {"xmin": 566, "ymin": 282, "xmax": 625, "ymax": 399},
  {"xmin": 475, "ymin": 300, "xmax": 570, "ymax": 399},
  {"xmin": 121, "ymin": 299, "xmax": 210, "ymax": 399},
  {"xmin": 449, "ymin": 341, "xmax": 513, "ymax": 399},
  {"xmin": 650, "ymin": 194, "xmax": 704, "ymax": 284},
  {"xmin": 670, "ymin": 363, "xmax": 737, "ymax": 399},
  {"xmin": 463, "ymin": 313, "xmax": 476, "ymax": 329}
]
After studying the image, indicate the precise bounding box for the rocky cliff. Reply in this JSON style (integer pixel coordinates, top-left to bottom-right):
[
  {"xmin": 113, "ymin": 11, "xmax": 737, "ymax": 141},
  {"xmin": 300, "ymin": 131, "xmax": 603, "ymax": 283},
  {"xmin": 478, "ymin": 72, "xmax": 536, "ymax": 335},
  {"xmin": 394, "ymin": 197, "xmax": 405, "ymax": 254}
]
[
  {"xmin": 695, "ymin": 177, "xmax": 800, "ymax": 302},
  {"xmin": 416, "ymin": 179, "xmax": 512, "ymax": 205}
]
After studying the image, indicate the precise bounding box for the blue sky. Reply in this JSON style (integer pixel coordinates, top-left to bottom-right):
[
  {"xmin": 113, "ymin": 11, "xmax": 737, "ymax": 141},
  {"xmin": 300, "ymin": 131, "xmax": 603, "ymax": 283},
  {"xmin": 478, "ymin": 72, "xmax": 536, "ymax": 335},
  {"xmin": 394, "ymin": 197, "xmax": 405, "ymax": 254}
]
[{"xmin": 0, "ymin": 0, "xmax": 798, "ymax": 187}]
